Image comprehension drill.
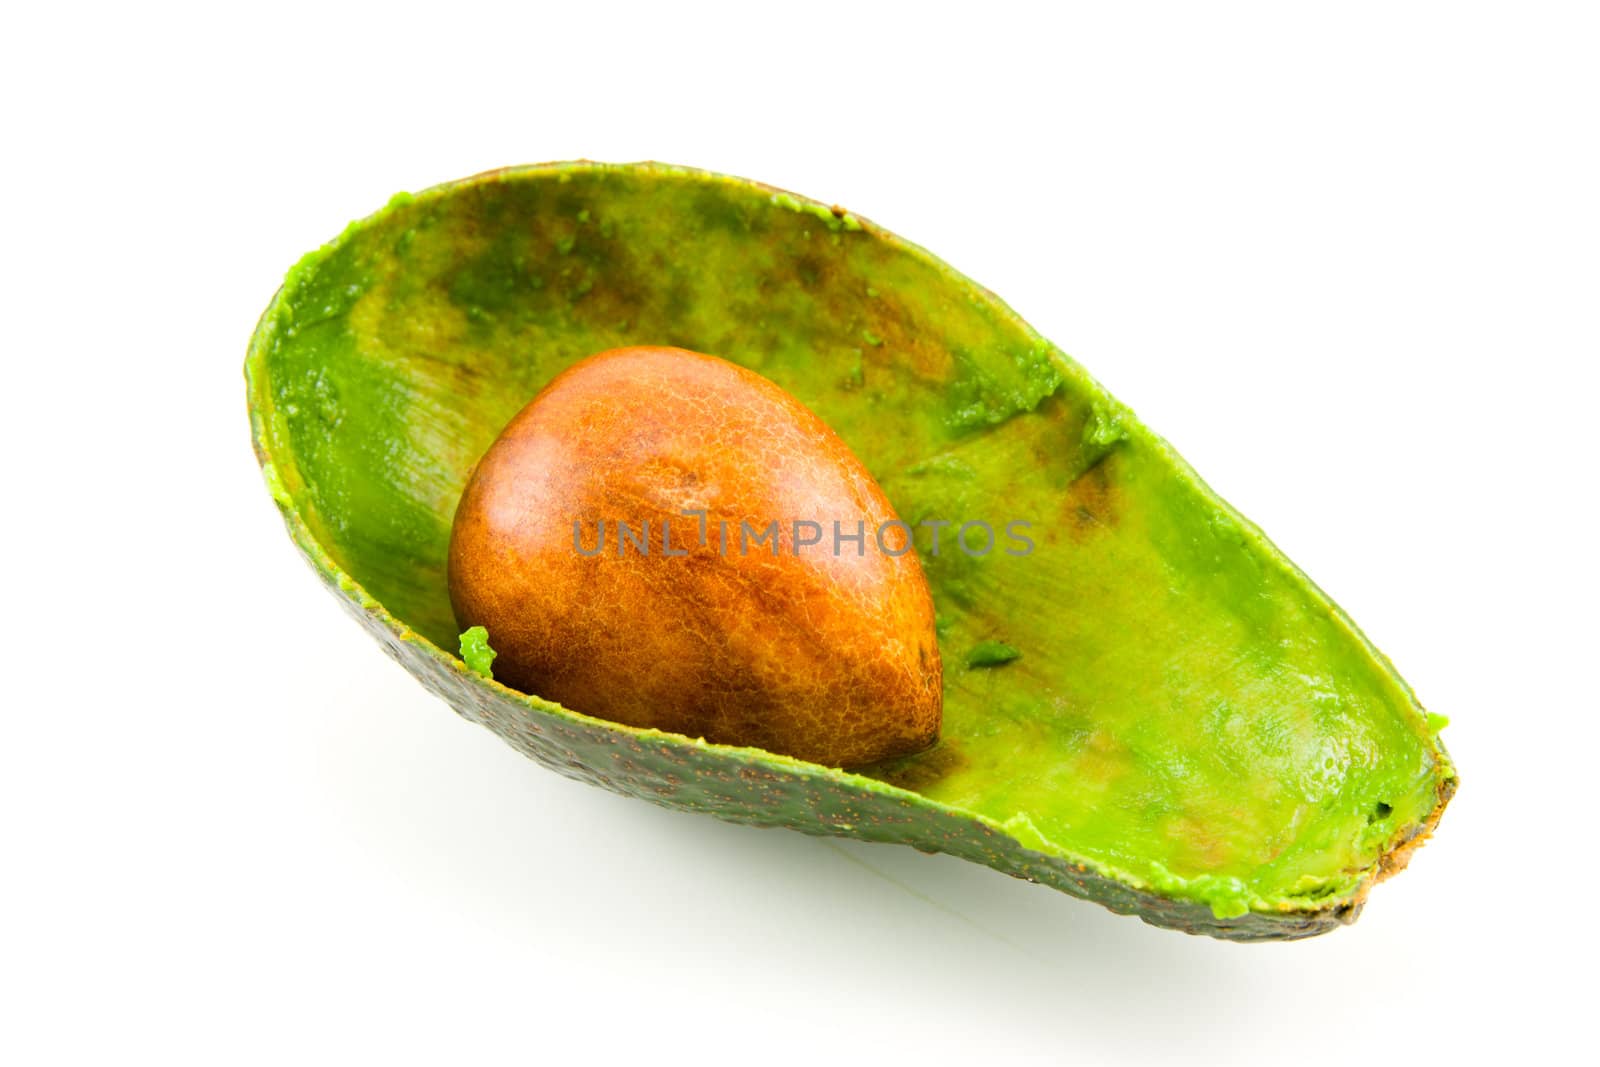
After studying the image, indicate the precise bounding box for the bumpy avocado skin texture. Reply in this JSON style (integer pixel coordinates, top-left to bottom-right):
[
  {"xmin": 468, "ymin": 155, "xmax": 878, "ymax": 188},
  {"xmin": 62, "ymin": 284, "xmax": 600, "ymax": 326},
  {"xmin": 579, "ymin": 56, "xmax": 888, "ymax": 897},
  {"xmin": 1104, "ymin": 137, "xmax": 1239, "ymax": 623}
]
[{"xmin": 246, "ymin": 162, "xmax": 1456, "ymax": 940}]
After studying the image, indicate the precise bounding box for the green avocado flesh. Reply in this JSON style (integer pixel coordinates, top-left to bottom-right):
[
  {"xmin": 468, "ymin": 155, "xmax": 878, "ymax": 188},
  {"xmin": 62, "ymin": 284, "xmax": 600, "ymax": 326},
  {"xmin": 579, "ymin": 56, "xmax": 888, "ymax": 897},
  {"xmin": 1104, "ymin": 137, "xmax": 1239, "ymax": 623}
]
[{"xmin": 247, "ymin": 162, "xmax": 1455, "ymax": 940}]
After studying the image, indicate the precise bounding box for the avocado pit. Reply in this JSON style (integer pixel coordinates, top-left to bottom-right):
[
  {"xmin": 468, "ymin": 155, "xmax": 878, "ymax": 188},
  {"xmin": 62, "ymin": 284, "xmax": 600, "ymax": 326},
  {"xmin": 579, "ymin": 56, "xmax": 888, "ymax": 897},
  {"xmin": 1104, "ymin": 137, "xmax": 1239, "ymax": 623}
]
[{"xmin": 447, "ymin": 346, "xmax": 944, "ymax": 768}]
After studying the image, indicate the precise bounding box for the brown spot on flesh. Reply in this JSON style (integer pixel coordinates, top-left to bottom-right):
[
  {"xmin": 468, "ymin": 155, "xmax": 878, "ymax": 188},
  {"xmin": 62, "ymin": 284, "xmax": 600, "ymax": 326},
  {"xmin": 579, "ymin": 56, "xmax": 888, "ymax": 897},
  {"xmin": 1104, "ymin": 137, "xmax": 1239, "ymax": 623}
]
[{"xmin": 1062, "ymin": 453, "xmax": 1120, "ymax": 539}]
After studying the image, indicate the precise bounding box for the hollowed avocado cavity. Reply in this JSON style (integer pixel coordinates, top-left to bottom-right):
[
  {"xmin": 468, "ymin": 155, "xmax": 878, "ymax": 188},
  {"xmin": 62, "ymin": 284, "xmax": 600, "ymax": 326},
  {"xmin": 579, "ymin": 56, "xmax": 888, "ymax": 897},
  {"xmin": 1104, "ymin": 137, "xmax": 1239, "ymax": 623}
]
[{"xmin": 248, "ymin": 163, "xmax": 1454, "ymax": 938}]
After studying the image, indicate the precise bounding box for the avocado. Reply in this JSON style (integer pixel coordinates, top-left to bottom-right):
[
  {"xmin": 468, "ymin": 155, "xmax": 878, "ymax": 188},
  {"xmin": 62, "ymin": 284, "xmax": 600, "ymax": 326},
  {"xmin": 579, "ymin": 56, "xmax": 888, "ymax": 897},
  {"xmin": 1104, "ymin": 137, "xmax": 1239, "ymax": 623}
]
[
  {"xmin": 246, "ymin": 162, "xmax": 1455, "ymax": 940},
  {"xmin": 447, "ymin": 345, "xmax": 943, "ymax": 768}
]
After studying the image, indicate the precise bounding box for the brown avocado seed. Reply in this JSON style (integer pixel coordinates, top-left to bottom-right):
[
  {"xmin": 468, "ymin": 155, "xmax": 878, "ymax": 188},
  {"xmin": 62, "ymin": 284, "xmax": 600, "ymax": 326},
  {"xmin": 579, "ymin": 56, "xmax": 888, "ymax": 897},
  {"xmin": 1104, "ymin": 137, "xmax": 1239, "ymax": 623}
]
[{"xmin": 447, "ymin": 346, "xmax": 942, "ymax": 768}]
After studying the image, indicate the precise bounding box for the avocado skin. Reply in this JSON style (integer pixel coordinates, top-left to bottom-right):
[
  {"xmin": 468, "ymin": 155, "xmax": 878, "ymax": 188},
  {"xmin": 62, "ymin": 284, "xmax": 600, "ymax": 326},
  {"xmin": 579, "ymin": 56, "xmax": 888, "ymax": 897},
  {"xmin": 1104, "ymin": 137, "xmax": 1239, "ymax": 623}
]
[{"xmin": 247, "ymin": 162, "xmax": 1455, "ymax": 940}]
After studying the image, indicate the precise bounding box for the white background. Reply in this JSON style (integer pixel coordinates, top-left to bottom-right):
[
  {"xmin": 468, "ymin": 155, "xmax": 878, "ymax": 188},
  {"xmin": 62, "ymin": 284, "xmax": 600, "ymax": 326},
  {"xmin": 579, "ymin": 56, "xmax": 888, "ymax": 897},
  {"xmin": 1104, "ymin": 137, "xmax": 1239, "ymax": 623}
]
[{"xmin": 5, "ymin": 2, "xmax": 1596, "ymax": 1063}]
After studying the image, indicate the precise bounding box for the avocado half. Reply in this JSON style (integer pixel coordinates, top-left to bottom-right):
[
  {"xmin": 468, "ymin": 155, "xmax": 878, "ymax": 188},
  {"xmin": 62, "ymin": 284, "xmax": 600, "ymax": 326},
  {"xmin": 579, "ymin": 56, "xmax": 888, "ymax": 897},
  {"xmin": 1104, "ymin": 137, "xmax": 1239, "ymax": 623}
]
[{"xmin": 246, "ymin": 162, "xmax": 1455, "ymax": 941}]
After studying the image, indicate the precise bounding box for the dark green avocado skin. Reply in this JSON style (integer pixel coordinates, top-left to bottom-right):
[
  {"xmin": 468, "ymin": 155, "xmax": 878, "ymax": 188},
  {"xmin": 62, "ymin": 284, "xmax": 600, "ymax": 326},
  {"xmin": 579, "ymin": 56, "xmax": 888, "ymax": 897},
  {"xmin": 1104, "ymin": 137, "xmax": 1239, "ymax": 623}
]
[{"xmin": 247, "ymin": 162, "xmax": 1454, "ymax": 941}]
